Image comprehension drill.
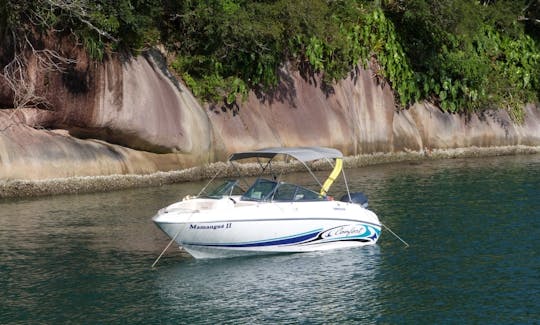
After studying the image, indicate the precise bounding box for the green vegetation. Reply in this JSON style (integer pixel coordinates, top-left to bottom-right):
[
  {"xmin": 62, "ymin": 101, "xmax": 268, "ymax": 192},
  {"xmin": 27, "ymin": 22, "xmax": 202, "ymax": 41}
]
[
  {"xmin": 0, "ymin": 0, "xmax": 161, "ymax": 60},
  {"xmin": 384, "ymin": 0, "xmax": 540, "ymax": 119},
  {"xmin": 1, "ymin": 0, "xmax": 539, "ymax": 119}
]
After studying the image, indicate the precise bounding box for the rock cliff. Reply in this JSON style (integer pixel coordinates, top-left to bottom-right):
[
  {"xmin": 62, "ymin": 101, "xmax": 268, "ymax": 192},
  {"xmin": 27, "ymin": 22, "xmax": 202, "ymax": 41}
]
[{"xmin": 0, "ymin": 51, "xmax": 539, "ymax": 182}]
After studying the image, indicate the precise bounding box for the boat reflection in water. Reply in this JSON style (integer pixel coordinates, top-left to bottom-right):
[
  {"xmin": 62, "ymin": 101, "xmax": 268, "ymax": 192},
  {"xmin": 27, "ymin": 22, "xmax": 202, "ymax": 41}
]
[{"xmin": 156, "ymin": 245, "xmax": 382, "ymax": 323}]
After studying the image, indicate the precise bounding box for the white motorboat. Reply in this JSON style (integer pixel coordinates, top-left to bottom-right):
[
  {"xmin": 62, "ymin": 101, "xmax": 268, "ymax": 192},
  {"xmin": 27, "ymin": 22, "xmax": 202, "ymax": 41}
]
[{"xmin": 152, "ymin": 147, "xmax": 381, "ymax": 259}]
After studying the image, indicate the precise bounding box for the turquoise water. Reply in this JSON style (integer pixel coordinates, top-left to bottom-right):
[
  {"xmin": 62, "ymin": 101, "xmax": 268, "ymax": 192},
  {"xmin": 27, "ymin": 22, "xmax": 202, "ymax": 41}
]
[{"xmin": 1, "ymin": 155, "xmax": 539, "ymax": 324}]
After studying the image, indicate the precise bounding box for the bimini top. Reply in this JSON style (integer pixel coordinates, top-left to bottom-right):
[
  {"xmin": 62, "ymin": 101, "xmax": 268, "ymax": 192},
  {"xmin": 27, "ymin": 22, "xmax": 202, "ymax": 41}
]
[{"xmin": 229, "ymin": 147, "xmax": 343, "ymax": 163}]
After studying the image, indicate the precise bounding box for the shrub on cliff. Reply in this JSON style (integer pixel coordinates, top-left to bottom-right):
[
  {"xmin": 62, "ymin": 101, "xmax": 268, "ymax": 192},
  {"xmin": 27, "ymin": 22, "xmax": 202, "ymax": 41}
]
[
  {"xmin": 164, "ymin": 0, "xmax": 370, "ymax": 104},
  {"xmin": 162, "ymin": 0, "xmax": 539, "ymax": 121},
  {"xmin": 383, "ymin": 0, "xmax": 540, "ymax": 119}
]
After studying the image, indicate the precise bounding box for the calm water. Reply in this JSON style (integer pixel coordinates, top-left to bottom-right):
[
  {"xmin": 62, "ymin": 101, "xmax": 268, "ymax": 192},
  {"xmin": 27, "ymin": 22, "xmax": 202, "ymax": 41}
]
[{"xmin": 1, "ymin": 155, "xmax": 539, "ymax": 324}]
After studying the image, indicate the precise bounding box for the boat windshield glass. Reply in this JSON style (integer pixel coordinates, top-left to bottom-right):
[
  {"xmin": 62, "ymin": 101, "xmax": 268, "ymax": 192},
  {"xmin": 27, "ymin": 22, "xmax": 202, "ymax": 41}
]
[
  {"xmin": 241, "ymin": 179, "xmax": 327, "ymax": 202},
  {"xmin": 204, "ymin": 180, "xmax": 244, "ymax": 198},
  {"xmin": 273, "ymin": 183, "xmax": 326, "ymax": 201},
  {"xmin": 241, "ymin": 179, "xmax": 278, "ymax": 201}
]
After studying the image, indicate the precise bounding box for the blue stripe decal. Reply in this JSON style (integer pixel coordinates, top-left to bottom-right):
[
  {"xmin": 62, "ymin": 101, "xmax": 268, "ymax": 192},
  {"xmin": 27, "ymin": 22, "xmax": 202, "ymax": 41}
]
[{"xmin": 183, "ymin": 228, "xmax": 322, "ymax": 248}]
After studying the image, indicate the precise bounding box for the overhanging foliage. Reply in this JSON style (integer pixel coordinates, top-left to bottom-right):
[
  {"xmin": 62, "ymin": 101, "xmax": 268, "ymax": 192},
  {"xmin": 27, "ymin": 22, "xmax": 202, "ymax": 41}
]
[{"xmin": 0, "ymin": 0, "xmax": 539, "ymax": 120}]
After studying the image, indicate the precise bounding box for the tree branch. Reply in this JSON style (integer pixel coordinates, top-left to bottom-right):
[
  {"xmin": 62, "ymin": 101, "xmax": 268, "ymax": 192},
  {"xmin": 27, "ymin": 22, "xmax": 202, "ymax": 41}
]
[
  {"xmin": 44, "ymin": 0, "xmax": 119, "ymax": 42},
  {"xmin": 518, "ymin": 16, "xmax": 540, "ymax": 24}
]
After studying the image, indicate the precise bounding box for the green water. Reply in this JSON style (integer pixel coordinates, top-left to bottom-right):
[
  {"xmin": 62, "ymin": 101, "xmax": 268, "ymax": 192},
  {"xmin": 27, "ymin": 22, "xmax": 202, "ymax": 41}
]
[{"xmin": 1, "ymin": 155, "xmax": 539, "ymax": 324}]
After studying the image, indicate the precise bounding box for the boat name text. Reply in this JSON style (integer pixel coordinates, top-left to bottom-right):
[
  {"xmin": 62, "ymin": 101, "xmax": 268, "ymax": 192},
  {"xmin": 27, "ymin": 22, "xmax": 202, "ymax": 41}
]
[{"xmin": 189, "ymin": 223, "xmax": 232, "ymax": 230}]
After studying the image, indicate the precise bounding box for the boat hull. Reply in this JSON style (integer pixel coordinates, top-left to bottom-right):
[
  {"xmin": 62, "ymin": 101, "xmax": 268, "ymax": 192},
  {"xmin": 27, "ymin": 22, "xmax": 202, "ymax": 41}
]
[{"xmin": 153, "ymin": 199, "xmax": 381, "ymax": 259}]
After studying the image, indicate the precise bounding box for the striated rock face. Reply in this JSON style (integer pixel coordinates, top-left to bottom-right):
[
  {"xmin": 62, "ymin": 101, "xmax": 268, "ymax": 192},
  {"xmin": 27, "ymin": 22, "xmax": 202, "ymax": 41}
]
[
  {"xmin": 42, "ymin": 52, "xmax": 213, "ymax": 156},
  {"xmin": 1, "ymin": 51, "xmax": 214, "ymax": 180},
  {"xmin": 393, "ymin": 103, "xmax": 540, "ymax": 150},
  {"xmin": 86, "ymin": 53, "xmax": 212, "ymax": 155},
  {"xmin": 208, "ymin": 67, "xmax": 397, "ymax": 159},
  {"xmin": 210, "ymin": 67, "xmax": 540, "ymax": 158},
  {"xmin": 0, "ymin": 50, "xmax": 539, "ymax": 182},
  {"xmin": 0, "ymin": 109, "xmax": 196, "ymax": 180}
]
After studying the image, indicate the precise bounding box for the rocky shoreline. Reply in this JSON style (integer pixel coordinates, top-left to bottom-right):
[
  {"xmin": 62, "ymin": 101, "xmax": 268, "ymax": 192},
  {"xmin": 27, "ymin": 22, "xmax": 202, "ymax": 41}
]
[
  {"xmin": 2, "ymin": 145, "xmax": 538, "ymax": 199},
  {"xmin": 2, "ymin": 53, "xmax": 539, "ymax": 196}
]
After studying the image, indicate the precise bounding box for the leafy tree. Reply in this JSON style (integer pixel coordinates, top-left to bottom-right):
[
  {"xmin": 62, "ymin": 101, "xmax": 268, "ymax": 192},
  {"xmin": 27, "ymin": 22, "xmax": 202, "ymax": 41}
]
[{"xmin": 382, "ymin": 0, "xmax": 539, "ymax": 117}]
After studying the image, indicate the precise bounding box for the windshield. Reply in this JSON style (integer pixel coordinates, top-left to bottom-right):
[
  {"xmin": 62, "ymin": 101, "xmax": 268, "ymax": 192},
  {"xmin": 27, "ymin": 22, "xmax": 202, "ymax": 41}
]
[
  {"xmin": 273, "ymin": 183, "xmax": 326, "ymax": 201},
  {"xmin": 204, "ymin": 180, "xmax": 244, "ymax": 198},
  {"xmin": 241, "ymin": 179, "xmax": 278, "ymax": 201},
  {"xmin": 241, "ymin": 178, "xmax": 327, "ymax": 202}
]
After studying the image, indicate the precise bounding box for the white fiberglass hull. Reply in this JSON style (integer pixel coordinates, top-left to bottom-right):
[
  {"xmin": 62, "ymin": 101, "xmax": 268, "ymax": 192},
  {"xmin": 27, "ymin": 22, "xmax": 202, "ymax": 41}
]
[{"xmin": 153, "ymin": 198, "xmax": 381, "ymax": 259}]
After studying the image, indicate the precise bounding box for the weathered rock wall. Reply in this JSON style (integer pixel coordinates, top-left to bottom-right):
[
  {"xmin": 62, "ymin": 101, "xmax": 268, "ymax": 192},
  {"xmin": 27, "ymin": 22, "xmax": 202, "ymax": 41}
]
[
  {"xmin": 0, "ymin": 52, "xmax": 214, "ymax": 180},
  {"xmin": 210, "ymin": 66, "xmax": 540, "ymax": 159},
  {"xmin": 208, "ymin": 66, "xmax": 397, "ymax": 159},
  {"xmin": 0, "ymin": 51, "xmax": 539, "ymax": 182},
  {"xmin": 393, "ymin": 103, "xmax": 540, "ymax": 150}
]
